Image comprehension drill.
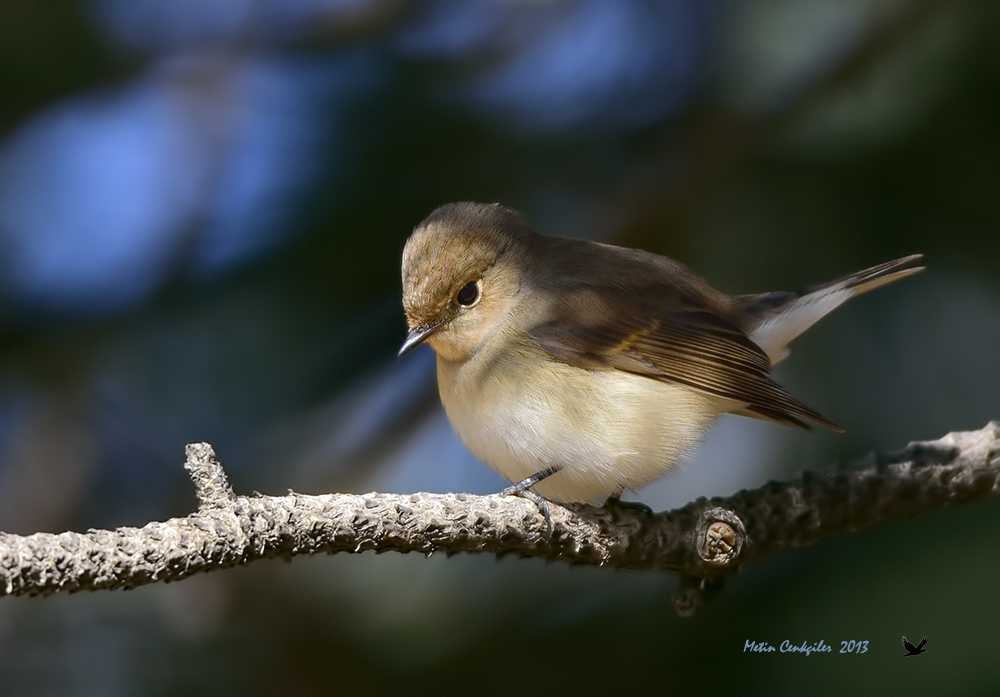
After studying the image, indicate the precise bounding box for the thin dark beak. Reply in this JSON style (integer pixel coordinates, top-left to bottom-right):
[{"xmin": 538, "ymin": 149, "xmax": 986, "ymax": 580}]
[{"xmin": 398, "ymin": 322, "xmax": 442, "ymax": 358}]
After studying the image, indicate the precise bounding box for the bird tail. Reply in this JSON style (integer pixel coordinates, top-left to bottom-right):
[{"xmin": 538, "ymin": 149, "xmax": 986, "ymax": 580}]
[{"xmin": 740, "ymin": 254, "xmax": 924, "ymax": 364}]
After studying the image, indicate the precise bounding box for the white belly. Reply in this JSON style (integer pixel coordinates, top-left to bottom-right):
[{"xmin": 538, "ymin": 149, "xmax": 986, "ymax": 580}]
[{"xmin": 437, "ymin": 348, "xmax": 723, "ymax": 504}]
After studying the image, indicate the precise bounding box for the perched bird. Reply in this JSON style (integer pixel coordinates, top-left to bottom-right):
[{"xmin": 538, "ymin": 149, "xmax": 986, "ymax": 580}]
[
  {"xmin": 400, "ymin": 202, "xmax": 922, "ymax": 504},
  {"xmin": 901, "ymin": 636, "xmax": 928, "ymax": 657}
]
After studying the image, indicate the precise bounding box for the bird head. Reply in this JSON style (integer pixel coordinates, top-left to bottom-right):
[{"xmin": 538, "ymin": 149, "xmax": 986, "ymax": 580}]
[{"xmin": 400, "ymin": 202, "xmax": 539, "ymax": 363}]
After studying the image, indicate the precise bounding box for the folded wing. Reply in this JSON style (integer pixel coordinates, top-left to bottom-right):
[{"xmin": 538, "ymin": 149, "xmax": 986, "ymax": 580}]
[{"xmin": 527, "ymin": 284, "xmax": 842, "ymax": 432}]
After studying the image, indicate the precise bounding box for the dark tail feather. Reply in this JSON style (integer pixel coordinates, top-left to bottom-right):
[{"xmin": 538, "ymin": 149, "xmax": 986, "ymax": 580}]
[{"xmin": 806, "ymin": 254, "xmax": 924, "ymax": 297}]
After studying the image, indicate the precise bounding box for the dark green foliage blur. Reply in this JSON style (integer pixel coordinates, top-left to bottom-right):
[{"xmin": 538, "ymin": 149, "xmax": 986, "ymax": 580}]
[{"xmin": 0, "ymin": 0, "xmax": 997, "ymax": 694}]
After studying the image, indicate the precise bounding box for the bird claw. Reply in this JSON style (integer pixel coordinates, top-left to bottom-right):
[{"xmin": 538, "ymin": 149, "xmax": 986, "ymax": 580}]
[
  {"xmin": 501, "ymin": 466, "xmax": 561, "ymax": 533},
  {"xmin": 603, "ymin": 494, "xmax": 654, "ymax": 516},
  {"xmin": 501, "ymin": 487, "xmax": 552, "ymax": 531}
]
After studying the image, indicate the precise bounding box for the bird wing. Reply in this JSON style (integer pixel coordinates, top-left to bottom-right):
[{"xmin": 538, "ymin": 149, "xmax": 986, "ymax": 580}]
[
  {"xmin": 526, "ymin": 284, "xmax": 842, "ymax": 431},
  {"xmin": 916, "ymin": 636, "xmax": 928, "ymax": 650},
  {"xmin": 902, "ymin": 637, "xmax": 917, "ymax": 652}
]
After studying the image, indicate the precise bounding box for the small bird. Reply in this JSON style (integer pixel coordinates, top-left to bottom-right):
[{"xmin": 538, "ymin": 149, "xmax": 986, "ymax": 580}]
[
  {"xmin": 902, "ymin": 636, "xmax": 928, "ymax": 657},
  {"xmin": 400, "ymin": 202, "xmax": 923, "ymax": 504}
]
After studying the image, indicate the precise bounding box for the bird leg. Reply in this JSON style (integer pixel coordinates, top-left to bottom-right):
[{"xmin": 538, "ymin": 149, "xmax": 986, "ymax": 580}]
[{"xmin": 501, "ymin": 465, "xmax": 561, "ymax": 529}]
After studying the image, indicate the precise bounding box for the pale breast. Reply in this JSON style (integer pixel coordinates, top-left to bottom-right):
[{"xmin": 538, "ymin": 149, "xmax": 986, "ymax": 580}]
[{"xmin": 436, "ymin": 344, "xmax": 724, "ymax": 504}]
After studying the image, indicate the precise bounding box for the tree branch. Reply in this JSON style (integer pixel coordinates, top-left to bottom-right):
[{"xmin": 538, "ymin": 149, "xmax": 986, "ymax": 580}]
[{"xmin": 1, "ymin": 423, "xmax": 997, "ymax": 615}]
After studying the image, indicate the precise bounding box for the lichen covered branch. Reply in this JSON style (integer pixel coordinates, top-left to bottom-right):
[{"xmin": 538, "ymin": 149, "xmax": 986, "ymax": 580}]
[{"xmin": 1, "ymin": 424, "xmax": 997, "ymax": 614}]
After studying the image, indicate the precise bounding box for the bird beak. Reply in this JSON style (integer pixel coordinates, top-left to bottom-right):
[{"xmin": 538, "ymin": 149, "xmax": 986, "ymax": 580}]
[{"xmin": 398, "ymin": 321, "xmax": 443, "ymax": 358}]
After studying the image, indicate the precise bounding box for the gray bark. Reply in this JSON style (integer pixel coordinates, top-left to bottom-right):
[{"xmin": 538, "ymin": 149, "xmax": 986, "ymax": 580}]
[{"xmin": 1, "ymin": 422, "xmax": 997, "ymax": 615}]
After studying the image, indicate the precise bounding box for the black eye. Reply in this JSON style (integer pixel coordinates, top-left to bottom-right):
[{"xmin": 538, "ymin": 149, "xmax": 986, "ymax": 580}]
[{"xmin": 456, "ymin": 281, "xmax": 479, "ymax": 306}]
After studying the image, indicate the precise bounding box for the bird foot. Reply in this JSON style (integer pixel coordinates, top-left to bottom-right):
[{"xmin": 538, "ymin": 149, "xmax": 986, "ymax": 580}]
[
  {"xmin": 501, "ymin": 466, "xmax": 561, "ymax": 532},
  {"xmin": 603, "ymin": 494, "xmax": 654, "ymax": 516}
]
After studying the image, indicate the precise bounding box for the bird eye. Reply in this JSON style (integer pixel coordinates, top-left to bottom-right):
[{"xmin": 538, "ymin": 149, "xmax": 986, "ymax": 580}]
[{"xmin": 456, "ymin": 281, "xmax": 480, "ymax": 306}]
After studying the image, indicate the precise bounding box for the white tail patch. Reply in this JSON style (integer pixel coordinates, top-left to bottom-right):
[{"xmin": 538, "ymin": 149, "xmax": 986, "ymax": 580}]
[{"xmin": 751, "ymin": 288, "xmax": 852, "ymax": 364}]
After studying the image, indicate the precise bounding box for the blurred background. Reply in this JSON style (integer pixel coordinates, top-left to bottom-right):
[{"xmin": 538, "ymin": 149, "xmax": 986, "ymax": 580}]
[{"xmin": 0, "ymin": 0, "xmax": 997, "ymax": 693}]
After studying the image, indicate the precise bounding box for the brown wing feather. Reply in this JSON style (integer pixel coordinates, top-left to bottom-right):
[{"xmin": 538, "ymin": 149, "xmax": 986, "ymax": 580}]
[{"xmin": 526, "ymin": 287, "xmax": 842, "ymax": 432}]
